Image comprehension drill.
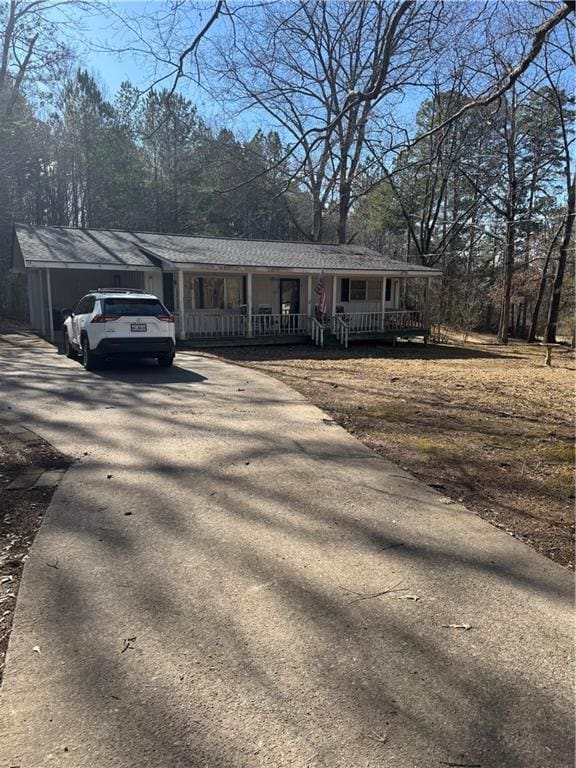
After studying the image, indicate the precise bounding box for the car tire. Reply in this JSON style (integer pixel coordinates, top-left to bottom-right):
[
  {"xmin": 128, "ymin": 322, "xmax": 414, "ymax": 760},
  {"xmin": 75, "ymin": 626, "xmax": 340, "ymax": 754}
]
[
  {"xmin": 63, "ymin": 331, "xmax": 77, "ymax": 359},
  {"xmin": 158, "ymin": 353, "xmax": 174, "ymax": 368},
  {"xmin": 82, "ymin": 337, "xmax": 100, "ymax": 371}
]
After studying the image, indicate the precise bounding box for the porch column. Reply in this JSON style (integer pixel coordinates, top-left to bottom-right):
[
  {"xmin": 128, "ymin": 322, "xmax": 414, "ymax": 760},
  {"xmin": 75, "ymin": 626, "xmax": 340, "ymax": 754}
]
[
  {"xmin": 246, "ymin": 272, "xmax": 253, "ymax": 336},
  {"xmin": 46, "ymin": 268, "xmax": 54, "ymax": 343},
  {"xmin": 177, "ymin": 270, "xmax": 185, "ymax": 340},
  {"xmin": 307, "ymin": 274, "xmax": 312, "ymax": 318},
  {"xmin": 331, "ymin": 274, "xmax": 338, "ymax": 311},
  {"xmin": 380, "ymin": 276, "xmax": 387, "ymax": 330},
  {"xmin": 424, "ymin": 276, "xmax": 432, "ymax": 336}
]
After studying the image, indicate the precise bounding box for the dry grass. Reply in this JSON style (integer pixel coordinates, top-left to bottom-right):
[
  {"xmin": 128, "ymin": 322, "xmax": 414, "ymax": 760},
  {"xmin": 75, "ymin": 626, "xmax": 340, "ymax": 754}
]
[{"xmin": 207, "ymin": 334, "xmax": 575, "ymax": 568}]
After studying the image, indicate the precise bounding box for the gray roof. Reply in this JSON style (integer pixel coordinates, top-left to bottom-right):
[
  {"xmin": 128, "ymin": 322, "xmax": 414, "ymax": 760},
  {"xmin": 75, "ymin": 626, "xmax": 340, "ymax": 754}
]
[
  {"xmin": 14, "ymin": 224, "xmax": 440, "ymax": 274},
  {"xmin": 14, "ymin": 225, "xmax": 155, "ymax": 268}
]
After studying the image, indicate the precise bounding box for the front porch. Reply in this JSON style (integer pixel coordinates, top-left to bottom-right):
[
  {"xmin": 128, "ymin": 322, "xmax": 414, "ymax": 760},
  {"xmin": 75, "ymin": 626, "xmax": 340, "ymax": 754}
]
[
  {"xmin": 172, "ymin": 268, "xmax": 430, "ymax": 347},
  {"xmin": 176, "ymin": 309, "xmax": 427, "ymax": 348}
]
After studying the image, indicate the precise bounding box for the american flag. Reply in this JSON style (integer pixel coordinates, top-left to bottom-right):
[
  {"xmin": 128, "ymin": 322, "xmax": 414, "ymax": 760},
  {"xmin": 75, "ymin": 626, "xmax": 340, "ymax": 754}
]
[{"xmin": 314, "ymin": 269, "xmax": 327, "ymax": 318}]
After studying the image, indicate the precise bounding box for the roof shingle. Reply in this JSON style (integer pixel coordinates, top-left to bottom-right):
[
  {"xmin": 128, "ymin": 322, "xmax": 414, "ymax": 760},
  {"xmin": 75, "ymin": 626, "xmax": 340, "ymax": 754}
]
[{"xmin": 14, "ymin": 224, "xmax": 440, "ymax": 275}]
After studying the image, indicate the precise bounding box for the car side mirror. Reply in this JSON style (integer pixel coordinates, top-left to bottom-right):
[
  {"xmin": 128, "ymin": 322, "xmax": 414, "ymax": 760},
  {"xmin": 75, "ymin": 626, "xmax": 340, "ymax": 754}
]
[{"xmin": 61, "ymin": 308, "xmax": 73, "ymax": 319}]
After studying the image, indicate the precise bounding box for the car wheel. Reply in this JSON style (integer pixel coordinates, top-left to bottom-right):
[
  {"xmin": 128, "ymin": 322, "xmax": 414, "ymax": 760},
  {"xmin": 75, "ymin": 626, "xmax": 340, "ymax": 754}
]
[
  {"xmin": 157, "ymin": 353, "xmax": 174, "ymax": 368},
  {"xmin": 63, "ymin": 331, "xmax": 77, "ymax": 359},
  {"xmin": 82, "ymin": 337, "xmax": 99, "ymax": 371}
]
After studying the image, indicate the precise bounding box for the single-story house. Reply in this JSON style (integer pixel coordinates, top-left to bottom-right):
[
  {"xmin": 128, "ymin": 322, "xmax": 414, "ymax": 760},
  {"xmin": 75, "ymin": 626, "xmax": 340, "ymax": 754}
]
[{"xmin": 11, "ymin": 224, "xmax": 442, "ymax": 347}]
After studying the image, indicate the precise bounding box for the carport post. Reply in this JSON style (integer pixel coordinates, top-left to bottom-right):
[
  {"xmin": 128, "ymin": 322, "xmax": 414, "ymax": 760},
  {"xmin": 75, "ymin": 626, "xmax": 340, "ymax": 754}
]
[
  {"xmin": 246, "ymin": 273, "xmax": 253, "ymax": 337},
  {"xmin": 27, "ymin": 272, "xmax": 36, "ymax": 329},
  {"xmin": 46, "ymin": 269, "xmax": 54, "ymax": 343},
  {"xmin": 39, "ymin": 269, "xmax": 46, "ymax": 338},
  {"xmin": 381, "ymin": 276, "xmax": 387, "ymax": 330},
  {"xmin": 177, "ymin": 270, "xmax": 185, "ymax": 340}
]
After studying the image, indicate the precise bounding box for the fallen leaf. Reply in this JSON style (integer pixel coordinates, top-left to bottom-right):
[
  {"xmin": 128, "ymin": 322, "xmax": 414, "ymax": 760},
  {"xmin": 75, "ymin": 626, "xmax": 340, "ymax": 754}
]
[
  {"xmin": 32, "ymin": 645, "xmax": 41, "ymax": 654},
  {"xmin": 397, "ymin": 595, "xmax": 420, "ymax": 601},
  {"xmin": 121, "ymin": 636, "xmax": 137, "ymax": 653}
]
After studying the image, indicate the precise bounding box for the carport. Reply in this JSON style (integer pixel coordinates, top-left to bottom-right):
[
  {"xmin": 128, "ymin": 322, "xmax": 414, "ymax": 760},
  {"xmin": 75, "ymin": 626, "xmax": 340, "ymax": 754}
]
[{"xmin": 11, "ymin": 225, "xmax": 163, "ymax": 342}]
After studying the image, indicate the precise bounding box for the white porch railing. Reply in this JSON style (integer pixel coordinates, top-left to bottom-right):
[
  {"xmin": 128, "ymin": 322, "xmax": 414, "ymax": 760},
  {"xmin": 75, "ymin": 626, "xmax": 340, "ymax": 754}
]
[
  {"xmin": 338, "ymin": 310, "xmax": 423, "ymax": 333},
  {"xmin": 175, "ymin": 309, "xmax": 424, "ymax": 344},
  {"xmin": 182, "ymin": 313, "xmax": 247, "ymax": 338},
  {"xmin": 177, "ymin": 312, "xmax": 310, "ymax": 339},
  {"xmin": 333, "ymin": 315, "xmax": 349, "ymax": 348},
  {"xmin": 252, "ymin": 313, "xmax": 309, "ymax": 336},
  {"xmin": 383, "ymin": 310, "xmax": 424, "ymax": 330},
  {"xmin": 310, "ymin": 317, "xmax": 324, "ymax": 347}
]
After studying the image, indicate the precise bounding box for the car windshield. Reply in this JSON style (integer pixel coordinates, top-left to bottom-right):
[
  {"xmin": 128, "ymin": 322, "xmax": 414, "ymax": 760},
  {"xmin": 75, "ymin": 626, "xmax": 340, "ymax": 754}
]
[{"xmin": 103, "ymin": 298, "xmax": 168, "ymax": 316}]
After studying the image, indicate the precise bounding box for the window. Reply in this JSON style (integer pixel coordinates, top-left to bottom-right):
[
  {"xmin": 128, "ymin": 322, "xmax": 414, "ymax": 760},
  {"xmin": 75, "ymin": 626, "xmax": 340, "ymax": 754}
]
[
  {"xmin": 188, "ymin": 276, "xmax": 243, "ymax": 310},
  {"xmin": 367, "ymin": 279, "xmax": 381, "ymax": 301},
  {"xmin": 103, "ymin": 298, "xmax": 167, "ymax": 316},
  {"xmin": 385, "ymin": 280, "xmax": 391, "ymax": 302},
  {"xmin": 341, "ymin": 279, "xmax": 387, "ymax": 303},
  {"xmin": 75, "ymin": 296, "xmax": 95, "ymax": 314},
  {"xmin": 224, "ymin": 277, "xmax": 242, "ymax": 309},
  {"xmin": 195, "ymin": 277, "xmax": 224, "ymax": 309},
  {"xmin": 350, "ymin": 280, "xmax": 367, "ymax": 301}
]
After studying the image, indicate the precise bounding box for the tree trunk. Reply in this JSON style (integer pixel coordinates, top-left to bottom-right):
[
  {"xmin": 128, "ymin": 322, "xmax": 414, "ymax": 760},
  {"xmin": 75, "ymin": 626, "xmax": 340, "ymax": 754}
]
[
  {"xmin": 497, "ymin": 218, "xmax": 515, "ymax": 344},
  {"xmin": 545, "ymin": 186, "xmax": 575, "ymax": 343},
  {"xmin": 527, "ymin": 222, "xmax": 561, "ymax": 342},
  {"xmin": 311, "ymin": 196, "xmax": 323, "ymax": 242},
  {"xmin": 337, "ymin": 185, "xmax": 351, "ymax": 244}
]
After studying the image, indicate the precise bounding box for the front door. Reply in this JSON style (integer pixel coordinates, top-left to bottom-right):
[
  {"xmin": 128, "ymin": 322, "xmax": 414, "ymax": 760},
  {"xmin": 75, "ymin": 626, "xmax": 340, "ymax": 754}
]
[{"xmin": 279, "ymin": 279, "xmax": 300, "ymax": 331}]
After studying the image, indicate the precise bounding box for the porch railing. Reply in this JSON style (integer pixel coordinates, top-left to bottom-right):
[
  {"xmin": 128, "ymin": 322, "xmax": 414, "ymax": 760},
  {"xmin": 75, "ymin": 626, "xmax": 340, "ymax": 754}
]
[
  {"xmin": 182, "ymin": 313, "xmax": 247, "ymax": 338},
  {"xmin": 333, "ymin": 315, "xmax": 349, "ymax": 348},
  {"xmin": 338, "ymin": 310, "xmax": 423, "ymax": 333},
  {"xmin": 383, "ymin": 310, "xmax": 423, "ymax": 330},
  {"xmin": 310, "ymin": 317, "xmax": 324, "ymax": 347},
  {"xmin": 178, "ymin": 312, "xmax": 310, "ymax": 338},
  {"xmin": 176, "ymin": 309, "xmax": 424, "ymax": 343},
  {"xmin": 252, "ymin": 313, "xmax": 309, "ymax": 336}
]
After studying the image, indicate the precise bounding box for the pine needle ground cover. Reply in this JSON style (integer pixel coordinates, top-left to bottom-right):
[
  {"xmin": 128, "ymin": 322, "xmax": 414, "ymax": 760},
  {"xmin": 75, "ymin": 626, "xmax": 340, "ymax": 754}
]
[{"xmin": 208, "ymin": 337, "xmax": 575, "ymax": 568}]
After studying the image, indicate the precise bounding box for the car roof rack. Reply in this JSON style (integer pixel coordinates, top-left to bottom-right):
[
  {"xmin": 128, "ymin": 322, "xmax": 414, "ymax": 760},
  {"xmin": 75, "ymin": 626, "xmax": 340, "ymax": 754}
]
[{"xmin": 89, "ymin": 288, "xmax": 149, "ymax": 294}]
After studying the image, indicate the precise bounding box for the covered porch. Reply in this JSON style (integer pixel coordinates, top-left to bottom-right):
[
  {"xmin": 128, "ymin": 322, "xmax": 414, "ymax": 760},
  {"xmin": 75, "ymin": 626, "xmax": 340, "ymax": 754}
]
[{"xmin": 172, "ymin": 269, "xmax": 433, "ymax": 347}]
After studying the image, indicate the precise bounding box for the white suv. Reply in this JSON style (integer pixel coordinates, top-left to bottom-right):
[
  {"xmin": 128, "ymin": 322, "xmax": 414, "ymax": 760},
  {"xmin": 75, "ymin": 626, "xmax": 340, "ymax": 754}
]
[{"xmin": 62, "ymin": 289, "xmax": 176, "ymax": 370}]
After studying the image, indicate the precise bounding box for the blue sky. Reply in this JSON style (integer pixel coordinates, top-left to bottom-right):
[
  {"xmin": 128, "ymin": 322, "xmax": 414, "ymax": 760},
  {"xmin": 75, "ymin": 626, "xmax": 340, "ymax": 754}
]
[
  {"xmin": 72, "ymin": 1, "xmax": 254, "ymax": 131},
  {"xmin": 76, "ymin": 2, "xmax": 170, "ymax": 96}
]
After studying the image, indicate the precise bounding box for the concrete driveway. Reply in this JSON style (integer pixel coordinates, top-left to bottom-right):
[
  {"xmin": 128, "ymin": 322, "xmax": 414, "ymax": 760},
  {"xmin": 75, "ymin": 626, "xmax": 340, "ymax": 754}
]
[{"xmin": 0, "ymin": 334, "xmax": 573, "ymax": 768}]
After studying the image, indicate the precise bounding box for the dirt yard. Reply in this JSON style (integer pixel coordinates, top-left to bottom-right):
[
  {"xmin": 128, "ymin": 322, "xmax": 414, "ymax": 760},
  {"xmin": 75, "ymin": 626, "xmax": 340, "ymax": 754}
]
[
  {"xmin": 0, "ymin": 418, "xmax": 71, "ymax": 686},
  {"xmin": 207, "ymin": 334, "xmax": 575, "ymax": 568}
]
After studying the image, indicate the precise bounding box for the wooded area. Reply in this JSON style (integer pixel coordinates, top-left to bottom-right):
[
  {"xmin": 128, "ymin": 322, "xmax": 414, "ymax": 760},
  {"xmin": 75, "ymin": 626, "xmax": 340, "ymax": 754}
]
[{"xmin": 0, "ymin": 0, "xmax": 573, "ymax": 343}]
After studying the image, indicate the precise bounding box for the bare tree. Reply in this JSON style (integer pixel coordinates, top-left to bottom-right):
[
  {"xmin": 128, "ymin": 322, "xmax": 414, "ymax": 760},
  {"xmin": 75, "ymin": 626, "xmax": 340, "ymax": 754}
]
[
  {"xmin": 541, "ymin": 23, "xmax": 575, "ymax": 343},
  {"xmin": 208, "ymin": 0, "xmax": 437, "ymax": 242},
  {"xmin": 0, "ymin": 0, "xmax": 78, "ymax": 119}
]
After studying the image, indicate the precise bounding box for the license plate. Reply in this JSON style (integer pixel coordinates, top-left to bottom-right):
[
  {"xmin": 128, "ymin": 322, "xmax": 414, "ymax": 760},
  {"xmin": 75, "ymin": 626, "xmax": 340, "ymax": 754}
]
[{"xmin": 131, "ymin": 323, "xmax": 147, "ymax": 332}]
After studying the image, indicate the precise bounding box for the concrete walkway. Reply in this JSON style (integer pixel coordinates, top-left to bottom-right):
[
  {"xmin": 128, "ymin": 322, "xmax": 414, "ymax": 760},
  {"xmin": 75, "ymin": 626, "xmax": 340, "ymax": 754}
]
[{"xmin": 0, "ymin": 335, "xmax": 573, "ymax": 768}]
